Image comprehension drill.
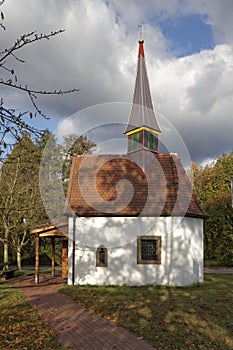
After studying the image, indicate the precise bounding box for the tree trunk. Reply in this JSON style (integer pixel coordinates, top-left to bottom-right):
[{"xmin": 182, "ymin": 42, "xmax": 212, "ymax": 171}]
[
  {"xmin": 17, "ymin": 248, "xmax": 22, "ymax": 270},
  {"xmin": 3, "ymin": 240, "xmax": 9, "ymax": 269}
]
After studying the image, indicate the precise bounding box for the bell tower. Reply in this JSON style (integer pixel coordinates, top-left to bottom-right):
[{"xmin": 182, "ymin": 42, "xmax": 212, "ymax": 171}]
[{"xmin": 124, "ymin": 31, "xmax": 161, "ymax": 169}]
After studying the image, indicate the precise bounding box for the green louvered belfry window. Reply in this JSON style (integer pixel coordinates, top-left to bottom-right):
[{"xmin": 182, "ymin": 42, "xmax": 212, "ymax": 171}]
[
  {"xmin": 132, "ymin": 133, "xmax": 139, "ymax": 150},
  {"xmin": 148, "ymin": 132, "xmax": 155, "ymax": 150}
]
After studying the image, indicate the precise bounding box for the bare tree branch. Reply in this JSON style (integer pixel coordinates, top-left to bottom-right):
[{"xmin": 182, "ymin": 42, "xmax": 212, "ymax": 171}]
[
  {"xmin": 0, "ymin": 0, "xmax": 79, "ymax": 155},
  {"xmin": 0, "ymin": 80, "xmax": 79, "ymax": 96},
  {"xmin": 0, "ymin": 30, "xmax": 65, "ymax": 62}
]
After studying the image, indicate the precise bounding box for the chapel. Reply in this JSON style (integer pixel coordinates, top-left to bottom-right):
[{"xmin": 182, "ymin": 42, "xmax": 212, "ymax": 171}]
[{"xmin": 64, "ymin": 35, "xmax": 207, "ymax": 286}]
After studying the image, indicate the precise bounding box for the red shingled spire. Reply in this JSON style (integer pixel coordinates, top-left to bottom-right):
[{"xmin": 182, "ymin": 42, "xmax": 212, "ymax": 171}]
[
  {"xmin": 125, "ymin": 33, "xmax": 162, "ymax": 168},
  {"xmin": 125, "ymin": 36, "xmax": 161, "ymax": 135}
]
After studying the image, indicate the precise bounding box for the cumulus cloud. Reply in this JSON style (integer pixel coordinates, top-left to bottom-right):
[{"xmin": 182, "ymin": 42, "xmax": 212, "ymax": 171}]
[
  {"xmin": 152, "ymin": 44, "xmax": 233, "ymax": 162},
  {"xmin": 1, "ymin": 0, "xmax": 233, "ymax": 165}
]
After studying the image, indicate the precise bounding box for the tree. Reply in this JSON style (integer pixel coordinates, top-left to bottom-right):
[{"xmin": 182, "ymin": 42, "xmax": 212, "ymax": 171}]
[
  {"xmin": 0, "ymin": 130, "xmax": 96, "ymax": 268},
  {"xmin": 0, "ymin": 0, "xmax": 78, "ymax": 156},
  {"xmin": 0, "ymin": 133, "xmax": 48, "ymax": 269},
  {"xmin": 204, "ymin": 193, "xmax": 233, "ymax": 265},
  {"xmin": 62, "ymin": 134, "xmax": 96, "ymax": 193},
  {"xmin": 192, "ymin": 152, "xmax": 233, "ymax": 265},
  {"xmin": 192, "ymin": 153, "xmax": 233, "ymax": 208},
  {"xmin": 0, "ymin": 156, "xmax": 19, "ymax": 268},
  {"xmin": 37, "ymin": 130, "xmax": 64, "ymax": 223}
]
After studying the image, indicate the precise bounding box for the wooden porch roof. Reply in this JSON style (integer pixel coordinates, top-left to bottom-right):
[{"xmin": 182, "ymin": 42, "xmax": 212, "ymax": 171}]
[{"xmin": 30, "ymin": 220, "xmax": 68, "ymax": 238}]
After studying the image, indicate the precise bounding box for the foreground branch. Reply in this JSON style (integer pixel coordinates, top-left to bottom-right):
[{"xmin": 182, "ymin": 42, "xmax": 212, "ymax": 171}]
[{"xmin": 0, "ymin": 2, "xmax": 79, "ymax": 154}]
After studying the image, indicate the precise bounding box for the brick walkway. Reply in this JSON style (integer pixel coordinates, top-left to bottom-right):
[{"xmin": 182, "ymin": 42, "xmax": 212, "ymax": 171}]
[{"xmin": 11, "ymin": 274, "xmax": 156, "ymax": 350}]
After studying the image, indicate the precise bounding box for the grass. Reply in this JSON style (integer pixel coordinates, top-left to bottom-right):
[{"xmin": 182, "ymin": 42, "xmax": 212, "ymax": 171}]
[
  {"xmin": 0, "ymin": 282, "xmax": 63, "ymax": 349},
  {"xmin": 59, "ymin": 274, "xmax": 233, "ymax": 350}
]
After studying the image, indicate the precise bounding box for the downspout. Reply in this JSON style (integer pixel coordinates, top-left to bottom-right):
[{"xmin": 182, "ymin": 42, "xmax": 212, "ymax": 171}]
[{"xmin": 72, "ymin": 215, "xmax": 76, "ymax": 285}]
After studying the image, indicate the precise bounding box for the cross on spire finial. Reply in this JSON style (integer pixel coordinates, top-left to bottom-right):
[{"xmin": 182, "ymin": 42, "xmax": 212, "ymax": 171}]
[
  {"xmin": 139, "ymin": 23, "xmax": 144, "ymax": 44},
  {"xmin": 139, "ymin": 23, "xmax": 143, "ymax": 42},
  {"xmin": 139, "ymin": 23, "xmax": 143, "ymax": 39}
]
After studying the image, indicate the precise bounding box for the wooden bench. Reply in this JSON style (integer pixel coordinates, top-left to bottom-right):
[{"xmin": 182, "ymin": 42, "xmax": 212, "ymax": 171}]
[{"xmin": 0, "ymin": 265, "xmax": 17, "ymax": 280}]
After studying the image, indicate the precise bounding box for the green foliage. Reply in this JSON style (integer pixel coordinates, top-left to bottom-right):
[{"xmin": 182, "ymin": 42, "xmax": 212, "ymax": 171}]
[
  {"xmin": 62, "ymin": 134, "xmax": 96, "ymax": 194},
  {"xmin": 0, "ymin": 132, "xmax": 48, "ymax": 267},
  {"xmin": 0, "ymin": 130, "xmax": 95, "ymax": 267},
  {"xmin": 192, "ymin": 152, "xmax": 233, "ymax": 265},
  {"xmin": 192, "ymin": 153, "xmax": 233, "ymax": 207},
  {"xmin": 38, "ymin": 131, "xmax": 64, "ymax": 222}
]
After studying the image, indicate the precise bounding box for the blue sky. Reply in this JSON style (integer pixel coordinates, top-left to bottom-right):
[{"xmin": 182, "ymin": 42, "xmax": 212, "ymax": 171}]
[
  {"xmin": 158, "ymin": 14, "xmax": 214, "ymax": 56},
  {"xmin": 1, "ymin": 0, "xmax": 233, "ymax": 165}
]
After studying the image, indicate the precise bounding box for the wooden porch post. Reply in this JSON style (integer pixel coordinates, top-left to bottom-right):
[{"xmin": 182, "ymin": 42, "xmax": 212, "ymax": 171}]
[
  {"xmin": 51, "ymin": 237, "xmax": 55, "ymax": 277},
  {"xmin": 35, "ymin": 234, "xmax": 40, "ymax": 284}
]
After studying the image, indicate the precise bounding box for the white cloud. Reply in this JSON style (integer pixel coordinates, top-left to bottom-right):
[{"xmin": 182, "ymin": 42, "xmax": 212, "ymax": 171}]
[
  {"xmin": 1, "ymin": 0, "xmax": 233, "ymax": 164},
  {"xmin": 109, "ymin": 0, "xmax": 233, "ymax": 45},
  {"xmin": 151, "ymin": 44, "xmax": 233, "ymax": 162}
]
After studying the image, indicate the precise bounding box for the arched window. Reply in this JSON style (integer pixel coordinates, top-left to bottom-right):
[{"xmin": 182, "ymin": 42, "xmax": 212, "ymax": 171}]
[{"xmin": 96, "ymin": 245, "xmax": 108, "ymax": 267}]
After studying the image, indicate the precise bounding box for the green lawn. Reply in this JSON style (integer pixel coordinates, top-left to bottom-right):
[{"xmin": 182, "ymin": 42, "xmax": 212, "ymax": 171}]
[
  {"xmin": 0, "ymin": 282, "xmax": 63, "ymax": 349},
  {"xmin": 59, "ymin": 274, "xmax": 233, "ymax": 350}
]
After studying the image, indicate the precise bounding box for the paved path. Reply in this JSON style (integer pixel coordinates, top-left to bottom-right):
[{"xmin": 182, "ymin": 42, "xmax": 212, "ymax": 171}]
[
  {"xmin": 11, "ymin": 274, "xmax": 156, "ymax": 350},
  {"xmin": 204, "ymin": 268, "xmax": 233, "ymax": 274}
]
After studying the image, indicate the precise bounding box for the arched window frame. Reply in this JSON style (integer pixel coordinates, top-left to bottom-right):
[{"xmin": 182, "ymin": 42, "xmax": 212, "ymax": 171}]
[{"xmin": 96, "ymin": 245, "xmax": 108, "ymax": 267}]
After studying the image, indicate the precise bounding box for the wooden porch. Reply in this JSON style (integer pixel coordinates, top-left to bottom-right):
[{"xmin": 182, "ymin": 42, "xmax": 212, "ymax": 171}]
[{"xmin": 30, "ymin": 221, "xmax": 68, "ymax": 284}]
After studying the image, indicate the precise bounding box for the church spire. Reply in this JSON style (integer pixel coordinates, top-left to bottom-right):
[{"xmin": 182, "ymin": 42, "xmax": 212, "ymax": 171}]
[{"xmin": 125, "ymin": 31, "xmax": 161, "ymax": 162}]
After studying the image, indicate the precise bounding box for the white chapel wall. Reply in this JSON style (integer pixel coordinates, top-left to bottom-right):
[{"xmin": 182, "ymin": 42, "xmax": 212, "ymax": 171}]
[{"xmin": 68, "ymin": 216, "xmax": 203, "ymax": 286}]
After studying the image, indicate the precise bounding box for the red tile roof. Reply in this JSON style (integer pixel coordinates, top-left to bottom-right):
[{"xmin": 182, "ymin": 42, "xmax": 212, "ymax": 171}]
[{"xmin": 64, "ymin": 153, "xmax": 207, "ymax": 218}]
